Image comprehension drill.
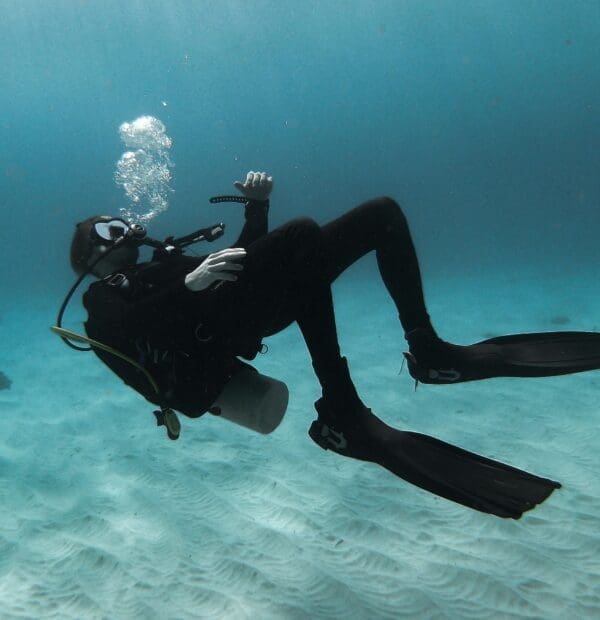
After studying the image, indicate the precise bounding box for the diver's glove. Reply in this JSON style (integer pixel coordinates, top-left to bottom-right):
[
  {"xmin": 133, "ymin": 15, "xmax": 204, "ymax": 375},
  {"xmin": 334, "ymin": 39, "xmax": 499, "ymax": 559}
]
[
  {"xmin": 234, "ymin": 170, "xmax": 273, "ymax": 202},
  {"xmin": 184, "ymin": 248, "xmax": 246, "ymax": 291}
]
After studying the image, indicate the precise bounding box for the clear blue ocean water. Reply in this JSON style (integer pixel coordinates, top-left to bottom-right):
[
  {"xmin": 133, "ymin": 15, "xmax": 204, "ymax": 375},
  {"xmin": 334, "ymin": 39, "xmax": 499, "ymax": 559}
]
[{"xmin": 1, "ymin": 1, "xmax": 599, "ymax": 618}]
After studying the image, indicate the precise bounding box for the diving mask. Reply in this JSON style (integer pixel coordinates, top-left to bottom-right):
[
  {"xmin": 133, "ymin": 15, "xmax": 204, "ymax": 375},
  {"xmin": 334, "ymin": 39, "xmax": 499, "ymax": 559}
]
[{"xmin": 90, "ymin": 217, "xmax": 146, "ymax": 246}]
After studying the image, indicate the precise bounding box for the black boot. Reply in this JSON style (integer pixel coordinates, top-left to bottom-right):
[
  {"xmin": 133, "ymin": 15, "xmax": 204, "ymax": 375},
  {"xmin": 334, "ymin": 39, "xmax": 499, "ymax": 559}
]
[
  {"xmin": 405, "ymin": 327, "xmax": 465, "ymax": 383},
  {"xmin": 308, "ymin": 357, "xmax": 371, "ymax": 457},
  {"xmin": 404, "ymin": 327, "xmax": 500, "ymax": 384}
]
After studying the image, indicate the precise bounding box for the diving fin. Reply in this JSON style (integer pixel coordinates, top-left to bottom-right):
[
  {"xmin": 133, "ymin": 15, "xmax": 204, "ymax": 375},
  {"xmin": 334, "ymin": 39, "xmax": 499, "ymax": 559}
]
[
  {"xmin": 309, "ymin": 399, "xmax": 560, "ymax": 519},
  {"xmin": 405, "ymin": 328, "xmax": 600, "ymax": 384}
]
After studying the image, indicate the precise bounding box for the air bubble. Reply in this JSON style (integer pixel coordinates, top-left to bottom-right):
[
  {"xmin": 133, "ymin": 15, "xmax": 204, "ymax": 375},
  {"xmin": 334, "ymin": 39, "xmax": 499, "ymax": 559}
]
[{"xmin": 114, "ymin": 116, "xmax": 173, "ymax": 224}]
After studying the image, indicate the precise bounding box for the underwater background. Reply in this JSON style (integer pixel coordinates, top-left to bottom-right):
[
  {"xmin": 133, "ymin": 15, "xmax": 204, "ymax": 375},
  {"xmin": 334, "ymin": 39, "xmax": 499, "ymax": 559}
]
[{"xmin": 1, "ymin": 0, "xmax": 599, "ymax": 618}]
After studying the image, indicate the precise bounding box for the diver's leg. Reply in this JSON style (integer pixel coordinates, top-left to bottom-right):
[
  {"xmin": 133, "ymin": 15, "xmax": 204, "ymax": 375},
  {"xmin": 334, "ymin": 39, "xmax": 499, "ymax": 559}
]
[
  {"xmin": 316, "ymin": 198, "xmax": 481, "ymax": 382},
  {"xmin": 319, "ymin": 197, "xmax": 600, "ymax": 384},
  {"xmin": 320, "ymin": 197, "xmax": 433, "ymax": 333}
]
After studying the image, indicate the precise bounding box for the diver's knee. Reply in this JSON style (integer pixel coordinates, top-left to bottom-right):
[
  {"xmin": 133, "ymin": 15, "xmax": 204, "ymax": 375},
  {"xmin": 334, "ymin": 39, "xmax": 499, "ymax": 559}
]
[
  {"xmin": 372, "ymin": 196, "xmax": 407, "ymax": 226},
  {"xmin": 376, "ymin": 196, "xmax": 404, "ymax": 214},
  {"xmin": 293, "ymin": 216, "xmax": 320, "ymax": 230},
  {"xmin": 289, "ymin": 217, "xmax": 322, "ymax": 240}
]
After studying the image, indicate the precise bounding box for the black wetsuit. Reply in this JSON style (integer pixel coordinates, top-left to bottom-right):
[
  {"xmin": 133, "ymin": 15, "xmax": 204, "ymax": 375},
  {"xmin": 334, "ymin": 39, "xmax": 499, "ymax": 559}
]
[{"xmin": 84, "ymin": 197, "xmax": 430, "ymax": 417}]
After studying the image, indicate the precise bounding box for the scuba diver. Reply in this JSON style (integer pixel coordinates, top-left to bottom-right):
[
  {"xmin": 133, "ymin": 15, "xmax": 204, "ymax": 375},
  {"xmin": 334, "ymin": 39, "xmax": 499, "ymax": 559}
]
[{"xmin": 58, "ymin": 170, "xmax": 600, "ymax": 520}]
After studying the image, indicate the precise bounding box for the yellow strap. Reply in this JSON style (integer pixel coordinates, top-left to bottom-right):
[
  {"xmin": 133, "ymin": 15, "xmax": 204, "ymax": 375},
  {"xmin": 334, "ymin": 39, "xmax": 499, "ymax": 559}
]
[{"xmin": 50, "ymin": 326, "xmax": 160, "ymax": 395}]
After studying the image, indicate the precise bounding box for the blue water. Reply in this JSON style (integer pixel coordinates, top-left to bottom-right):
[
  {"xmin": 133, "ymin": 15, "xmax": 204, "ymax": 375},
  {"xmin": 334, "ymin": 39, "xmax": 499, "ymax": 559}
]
[{"xmin": 1, "ymin": 1, "xmax": 599, "ymax": 618}]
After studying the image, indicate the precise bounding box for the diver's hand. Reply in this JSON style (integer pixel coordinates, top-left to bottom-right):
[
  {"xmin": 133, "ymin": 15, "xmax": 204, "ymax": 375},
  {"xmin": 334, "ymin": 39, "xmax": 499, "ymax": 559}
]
[
  {"xmin": 234, "ymin": 170, "xmax": 273, "ymax": 202},
  {"xmin": 184, "ymin": 248, "xmax": 246, "ymax": 292}
]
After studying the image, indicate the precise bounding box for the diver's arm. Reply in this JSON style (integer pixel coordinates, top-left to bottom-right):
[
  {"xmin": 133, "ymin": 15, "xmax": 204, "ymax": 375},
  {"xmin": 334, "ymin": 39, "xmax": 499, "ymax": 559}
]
[
  {"xmin": 233, "ymin": 199, "xmax": 269, "ymax": 247},
  {"xmin": 232, "ymin": 171, "xmax": 273, "ymax": 247}
]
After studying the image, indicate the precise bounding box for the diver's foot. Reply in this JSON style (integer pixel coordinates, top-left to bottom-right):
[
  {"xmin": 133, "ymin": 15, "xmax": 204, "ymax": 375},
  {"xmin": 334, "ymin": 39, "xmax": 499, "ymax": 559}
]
[
  {"xmin": 309, "ymin": 417, "xmax": 350, "ymax": 455},
  {"xmin": 308, "ymin": 397, "xmax": 373, "ymax": 459},
  {"xmin": 404, "ymin": 327, "xmax": 498, "ymax": 384}
]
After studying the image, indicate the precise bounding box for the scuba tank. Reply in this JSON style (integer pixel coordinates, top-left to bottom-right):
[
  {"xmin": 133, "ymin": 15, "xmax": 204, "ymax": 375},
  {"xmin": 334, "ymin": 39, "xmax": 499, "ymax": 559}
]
[{"xmin": 209, "ymin": 368, "xmax": 288, "ymax": 434}]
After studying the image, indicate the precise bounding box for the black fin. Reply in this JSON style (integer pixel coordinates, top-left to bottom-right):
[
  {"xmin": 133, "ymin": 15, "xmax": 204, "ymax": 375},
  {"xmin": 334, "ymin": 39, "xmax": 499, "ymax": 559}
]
[
  {"xmin": 309, "ymin": 402, "xmax": 559, "ymax": 519},
  {"xmin": 406, "ymin": 329, "xmax": 600, "ymax": 384}
]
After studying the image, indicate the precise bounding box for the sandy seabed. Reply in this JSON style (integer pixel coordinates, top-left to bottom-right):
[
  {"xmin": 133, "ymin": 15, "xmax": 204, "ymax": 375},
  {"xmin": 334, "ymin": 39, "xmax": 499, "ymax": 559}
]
[{"xmin": 0, "ymin": 267, "xmax": 598, "ymax": 619}]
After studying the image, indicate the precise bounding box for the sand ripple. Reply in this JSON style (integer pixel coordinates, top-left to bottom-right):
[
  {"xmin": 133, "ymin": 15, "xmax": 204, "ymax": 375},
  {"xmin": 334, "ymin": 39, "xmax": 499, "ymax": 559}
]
[{"xmin": 1, "ymin": 287, "xmax": 599, "ymax": 618}]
